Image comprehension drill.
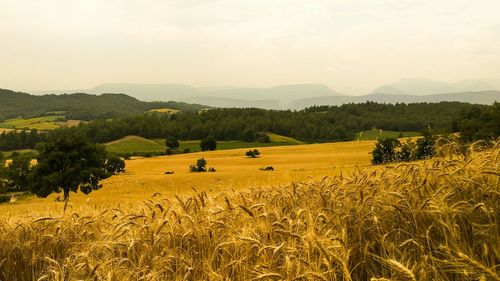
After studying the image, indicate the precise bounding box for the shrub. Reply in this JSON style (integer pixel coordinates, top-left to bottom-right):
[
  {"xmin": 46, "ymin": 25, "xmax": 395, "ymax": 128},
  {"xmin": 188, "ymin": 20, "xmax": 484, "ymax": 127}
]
[
  {"xmin": 190, "ymin": 158, "xmax": 207, "ymax": 173},
  {"xmin": 190, "ymin": 158, "xmax": 216, "ymax": 173}
]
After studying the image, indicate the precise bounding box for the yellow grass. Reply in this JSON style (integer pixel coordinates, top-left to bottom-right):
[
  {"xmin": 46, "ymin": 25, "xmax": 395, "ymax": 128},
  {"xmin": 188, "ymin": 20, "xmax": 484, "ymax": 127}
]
[
  {"xmin": 1, "ymin": 140, "xmax": 375, "ymax": 216},
  {"xmin": 0, "ymin": 128, "xmax": 14, "ymax": 133},
  {"xmin": 148, "ymin": 108, "xmax": 180, "ymax": 114}
]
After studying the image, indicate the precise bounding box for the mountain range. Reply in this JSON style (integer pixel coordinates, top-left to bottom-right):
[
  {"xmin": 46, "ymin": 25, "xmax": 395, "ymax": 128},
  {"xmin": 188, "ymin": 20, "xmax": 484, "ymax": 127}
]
[{"xmin": 32, "ymin": 78, "xmax": 500, "ymax": 109}]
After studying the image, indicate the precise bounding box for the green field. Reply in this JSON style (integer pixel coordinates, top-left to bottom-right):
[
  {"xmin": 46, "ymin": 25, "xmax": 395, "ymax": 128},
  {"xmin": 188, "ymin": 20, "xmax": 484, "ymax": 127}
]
[
  {"xmin": 105, "ymin": 134, "xmax": 303, "ymax": 154},
  {"xmin": 0, "ymin": 116, "xmax": 64, "ymax": 130},
  {"xmin": 104, "ymin": 136, "xmax": 164, "ymax": 154},
  {"xmin": 356, "ymin": 129, "xmax": 420, "ymax": 140},
  {"xmin": 1, "ymin": 149, "xmax": 37, "ymax": 158}
]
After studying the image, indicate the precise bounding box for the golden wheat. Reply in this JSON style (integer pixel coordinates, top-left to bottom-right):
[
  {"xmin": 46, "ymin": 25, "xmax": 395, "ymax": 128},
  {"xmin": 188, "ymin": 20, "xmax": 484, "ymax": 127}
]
[{"xmin": 0, "ymin": 141, "xmax": 498, "ymax": 280}]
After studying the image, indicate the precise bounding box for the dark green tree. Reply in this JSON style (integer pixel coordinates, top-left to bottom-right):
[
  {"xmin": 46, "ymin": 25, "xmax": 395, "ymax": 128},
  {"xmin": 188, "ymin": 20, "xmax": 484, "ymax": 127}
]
[
  {"xmin": 190, "ymin": 158, "xmax": 207, "ymax": 172},
  {"xmin": 371, "ymin": 138, "xmax": 401, "ymax": 165},
  {"xmin": 243, "ymin": 129, "xmax": 256, "ymax": 142},
  {"xmin": 105, "ymin": 155, "xmax": 126, "ymax": 174},
  {"xmin": 5, "ymin": 153, "xmax": 32, "ymax": 191},
  {"xmin": 200, "ymin": 136, "xmax": 217, "ymax": 151},
  {"xmin": 165, "ymin": 135, "xmax": 180, "ymax": 150},
  {"xmin": 245, "ymin": 149, "xmax": 261, "ymax": 158},
  {"xmin": 30, "ymin": 131, "xmax": 122, "ymax": 202},
  {"xmin": 415, "ymin": 128, "xmax": 435, "ymax": 159}
]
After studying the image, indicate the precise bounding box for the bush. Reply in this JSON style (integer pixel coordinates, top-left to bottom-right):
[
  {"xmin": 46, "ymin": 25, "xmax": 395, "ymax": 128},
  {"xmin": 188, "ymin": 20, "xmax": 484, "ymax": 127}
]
[
  {"xmin": 190, "ymin": 158, "xmax": 207, "ymax": 173},
  {"xmin": 183, "ymin": 148, "xmax": 191, "ymax": 153},
  {"xmin": 190, "ymin": 158, "xmax": 216, "ymax": 173}
]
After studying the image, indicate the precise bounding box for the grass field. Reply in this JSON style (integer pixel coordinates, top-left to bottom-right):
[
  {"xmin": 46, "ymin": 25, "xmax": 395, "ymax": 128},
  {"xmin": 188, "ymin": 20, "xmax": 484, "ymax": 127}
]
[
  {"xmin": 0, "ymin": 115, "xmax": 65, "ymax": 130},
  {"xmin": 1, "ymin": 149, "xmax": 37, "ymax": 158},
  {"xmin": 105, "ymin": 136, "xmax": 165, "ymax": 154},
  {"xmin": 0, "ymin": 141, "xmax": 497, "ymax": 280},
  {"xmin": 105, "ymin": 134, "xmax": 303, "ymax": 154},
  {"xmin": 357, "ymin": 128, "xmax": 421, "ymax": 140}
]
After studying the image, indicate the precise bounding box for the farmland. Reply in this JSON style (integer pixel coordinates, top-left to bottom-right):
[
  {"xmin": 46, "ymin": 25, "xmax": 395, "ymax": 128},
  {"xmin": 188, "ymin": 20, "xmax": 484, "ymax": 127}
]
[
  {"xmin": 0, "ymin": 140, "xmax": 497, "ymax": 280},
  {"xmin": 1, "ymin": 140, "xmax": 375, "ymax": 214},
  {"xmin": 0, "ymin": 115, "xmax": 64, "ymax": 130}
]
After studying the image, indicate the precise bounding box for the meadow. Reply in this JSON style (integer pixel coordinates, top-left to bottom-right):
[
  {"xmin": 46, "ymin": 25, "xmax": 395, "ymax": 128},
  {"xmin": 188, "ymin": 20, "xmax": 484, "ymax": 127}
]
[
  {"xmin": 0, "ymin": 115, "xmax": 64, "ymax": 130},
  {"xmin": 356, "ymin": 128, "xmax": 420, "ymax": 140},
  {"xmin": 0, "ymin": 140, "xmax": 497, "ymax": 280}
]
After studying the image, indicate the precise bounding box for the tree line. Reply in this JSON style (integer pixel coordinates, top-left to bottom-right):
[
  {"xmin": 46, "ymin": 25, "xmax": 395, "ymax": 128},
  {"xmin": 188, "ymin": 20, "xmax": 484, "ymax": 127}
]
[{"xmin": 1, "ymin": 101, "xmax": 499, "ymax": 151}]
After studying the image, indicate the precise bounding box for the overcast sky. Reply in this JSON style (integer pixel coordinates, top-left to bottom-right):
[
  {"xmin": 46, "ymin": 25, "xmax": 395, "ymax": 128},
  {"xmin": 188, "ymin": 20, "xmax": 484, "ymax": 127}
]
[{"xmin": 1, "ymin": 0, "xmax": 499, "ymax": 94}]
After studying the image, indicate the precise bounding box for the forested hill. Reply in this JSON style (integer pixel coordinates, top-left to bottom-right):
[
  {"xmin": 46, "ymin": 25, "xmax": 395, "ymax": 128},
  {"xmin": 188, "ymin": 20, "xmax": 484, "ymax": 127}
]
[{"xmin": 0, "ymin": 88, "xmax": 207, "ymax": 121}]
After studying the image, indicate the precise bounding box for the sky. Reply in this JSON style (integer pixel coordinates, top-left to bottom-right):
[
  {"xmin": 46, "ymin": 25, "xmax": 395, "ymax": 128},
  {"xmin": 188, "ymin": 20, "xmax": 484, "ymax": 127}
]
[{"xmin": 0, "ymin": 0, "xmax": 499, "ymax": 94}]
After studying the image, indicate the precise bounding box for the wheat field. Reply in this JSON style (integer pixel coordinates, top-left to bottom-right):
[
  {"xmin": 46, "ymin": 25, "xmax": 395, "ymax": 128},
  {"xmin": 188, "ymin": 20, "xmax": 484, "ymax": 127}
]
[
  {"xmin": 0, "ymin": 141, "xmax": 498, "ymax": 280},
  {"xmin": 1, "ymin": 140, "xmax": 375, "ymax": 216}
]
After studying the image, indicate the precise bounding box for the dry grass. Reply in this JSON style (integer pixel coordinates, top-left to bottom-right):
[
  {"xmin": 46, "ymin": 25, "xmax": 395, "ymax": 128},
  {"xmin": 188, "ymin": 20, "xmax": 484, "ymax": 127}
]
[{"xmin": 0, "ymin": 141, "xmax": 498, "ymax": 280}]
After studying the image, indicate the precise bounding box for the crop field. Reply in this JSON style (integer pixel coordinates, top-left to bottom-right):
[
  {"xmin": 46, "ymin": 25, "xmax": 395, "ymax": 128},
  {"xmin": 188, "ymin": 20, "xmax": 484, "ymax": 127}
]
[
  {"xmin": 105, "ymin": 134, "xmax": 303, "ymax": 154},
  {"xmin": 0, "ymin": 115, "xmax": 64, "ymax": 130},
  {"xmin": 356, "ymin": 128, "xmax": 420, "ymax": 140},
  {"xmin": 148, "ymin": 108, "xmax": 180, "ymax": 114},
  {"xmin": 1, "ymin": 140, "xmax": 375, "ymax": 214},
  {"xmin": 0, "ymin": 141, "xmax": 498, "ymax": 280}
]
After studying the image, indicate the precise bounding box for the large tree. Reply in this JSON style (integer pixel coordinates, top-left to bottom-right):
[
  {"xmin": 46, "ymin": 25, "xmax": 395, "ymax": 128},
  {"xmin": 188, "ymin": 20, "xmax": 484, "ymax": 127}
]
[
  {"xmin": 200, "ymin": 136, "xmax": 217, "ymax": 151},
  {"xmin": 31, "ymin": 130, "xmax": 123, "ymax": 201}
]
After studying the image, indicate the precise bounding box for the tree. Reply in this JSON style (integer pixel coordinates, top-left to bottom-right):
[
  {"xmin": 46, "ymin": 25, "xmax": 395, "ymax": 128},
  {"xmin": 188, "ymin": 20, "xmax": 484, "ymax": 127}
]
[
  {"xmin": 200, "ymin": 136, "xmax": 217, "ymax": 151},
  {"xmin": 190, "ymin": 158, "xmax": 207, "ymax": 172},
  {"xmin": 371, "ymin": 138, "xmax": 401, "ymax": 165},
  {"xmin": 30, "ymin": 131, "xmax": 123, "ymax": 202},
  {"xmin": 243, "ymin": 129, "xmax": 256, "ymax": 142},
  {"xmin": 5, "ymin": 153, "xmax": 32, "ymax": 191},
  {"xmin": 415, "ymin": 128, "xmax": 435, "ymax": 159},
  {"xmin": 165, "ymin": 135, "xmax": 180, "ymax": 150},
  {"xmin": 105, "ymin": 155, "xmax": 126, "ymax": 174},
  {"xmin": 245, "ymin": 149, "xmax": 261, "ymax": 158},
  {"xmin": 0, "ymin": 152, "xmax": 6, "ymax": 191}
]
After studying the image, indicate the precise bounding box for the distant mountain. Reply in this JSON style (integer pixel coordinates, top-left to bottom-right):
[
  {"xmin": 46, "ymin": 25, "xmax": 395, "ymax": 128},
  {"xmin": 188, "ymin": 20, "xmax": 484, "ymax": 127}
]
[
  {"xmin": 28, "ymin": 80, "xmax": 500, "ymax": 110},
  {"xmin": 289, "ymin": 90, "xmax": 500, "ymax": 109},
  {"xmin": 178, "ymin": 96, "xmax": 282, "ymax": 110},
  {"xmin": 36, "ymin": 83, "xmax": 340, "ymax": 107},
  {"xmin": 0, "ymin": 88, "xmax": 206, "ymax": 121},
  {"xmin": 372, "ymin": 78, "xmax": 500, "ymax": 95}
]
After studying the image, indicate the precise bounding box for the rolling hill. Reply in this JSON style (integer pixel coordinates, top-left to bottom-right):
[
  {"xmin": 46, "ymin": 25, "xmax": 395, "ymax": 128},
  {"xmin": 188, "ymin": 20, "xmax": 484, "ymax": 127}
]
[{"xmin": 0, "ymin": 88, "xmax": 206, "ymax": 121}]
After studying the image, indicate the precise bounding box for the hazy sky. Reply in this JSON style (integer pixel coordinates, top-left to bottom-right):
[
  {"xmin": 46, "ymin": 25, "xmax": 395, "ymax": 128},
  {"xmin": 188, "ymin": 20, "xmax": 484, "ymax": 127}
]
[{"xmin": 1, "ymin": 0, "xmax": 499, "ymax": 94}]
